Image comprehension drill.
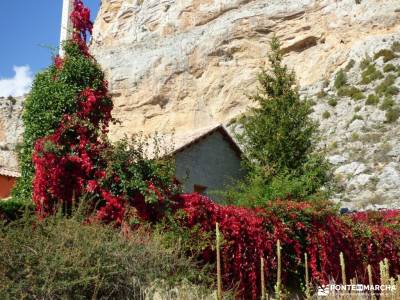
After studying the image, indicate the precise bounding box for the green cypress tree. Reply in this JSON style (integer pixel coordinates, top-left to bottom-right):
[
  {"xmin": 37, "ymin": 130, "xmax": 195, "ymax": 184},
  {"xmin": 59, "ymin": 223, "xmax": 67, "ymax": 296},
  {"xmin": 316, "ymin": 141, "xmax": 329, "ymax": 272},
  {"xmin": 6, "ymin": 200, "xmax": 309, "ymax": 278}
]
[{"xmin": 232, "ymin": 36, "xmax": 331, "ymax": 206}]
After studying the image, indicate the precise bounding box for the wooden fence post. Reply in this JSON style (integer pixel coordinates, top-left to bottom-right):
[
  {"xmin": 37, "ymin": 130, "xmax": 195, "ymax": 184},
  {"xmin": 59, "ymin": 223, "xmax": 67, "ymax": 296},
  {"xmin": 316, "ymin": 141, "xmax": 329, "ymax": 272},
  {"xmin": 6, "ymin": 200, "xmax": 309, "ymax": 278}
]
[{"xmin": 216, "ymin": 222, "xmax": 222, "ymax": 300}]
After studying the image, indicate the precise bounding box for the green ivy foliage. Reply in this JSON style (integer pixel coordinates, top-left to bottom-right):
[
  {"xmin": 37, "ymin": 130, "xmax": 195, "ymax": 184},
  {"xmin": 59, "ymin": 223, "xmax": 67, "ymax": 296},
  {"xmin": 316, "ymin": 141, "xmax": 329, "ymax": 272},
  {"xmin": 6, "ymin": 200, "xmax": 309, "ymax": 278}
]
[
  {"xmin": 102, "ymin": 135, "xmax": 180, "ymax": 205},
  {"xmin": 13, "ymin": 42, "xmax": 106, "ymax": 201}
]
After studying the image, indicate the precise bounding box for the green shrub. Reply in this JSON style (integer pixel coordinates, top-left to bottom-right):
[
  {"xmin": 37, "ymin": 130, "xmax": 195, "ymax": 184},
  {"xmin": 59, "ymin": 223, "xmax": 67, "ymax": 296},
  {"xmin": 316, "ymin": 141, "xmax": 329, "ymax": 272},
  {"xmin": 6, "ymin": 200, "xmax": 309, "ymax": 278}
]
[
  {"xmin": 351, "ymin": 132, "xmax": 360, "ymax": 141},
  {"xmin": 334, "ymin": 69, "xmax": 347, "ymax": 89},
  {"xmin": 345, "ymin": 59, "xmax": 355, "ymax": 71},
  {"xmin": 385, "ymin": 107, "xmax": 400, "ymax": 123},
  {"xmin": 316, "ymin": 90, "xmax": 327, "ymax": 99},
  {"xmin": 0, "ymin": 215, "xmax": 212, "ymax": 299},
  {"xmin": 366, "ymin": 94, "xmax": 380, "ymax": 105},
  {"xmin": 350, "ymin": 114, "xmax": 363, "ymax": 123},
  {"xmin": 360, "ymin": 57, "xmax": 371, "ymax": 70},
  {"xmin": 322, "ymin": 111, "xmax": 331, "ymax": 119},
  {"xmin": 337, "ymin": 86, "xmax": 365, "ymax": 100},
  {"xmin": 7, "ymin": 96, "xmax": 16, "ymax": 106},
  {"xmin": 380, "ymin": 96, "xmax": 395, "ymax": 110},
  {"xmin": 354, "ymin": 105, "xmax": 361, "ymax": 112},
  {"xmin": 383, "ymin": 64, "xmax": 396, "ymax": 73},
  {"xmin": 360, "ymin": 64, "xmax": 383, "ymax": 84},
  {"xmin": 375, "ymin": 74, "xmax": 399, "ymax": 96},
  {"xmin": 392, "ymin": 41, "xmax": 400, "ymax": 52},
  {"xmin": 374, "ymin": 49, "xmax": 397, "ymax": 62},
  {"xmin": 102, "ymin": 134, "xmax": 180, "ymax": 209},
  {"xmin": 0, "ymin": 199, "xmax": 34, "ymax": 222},
  {"xmin": 328, "ymin": 98, "xmax": 338, "ymax": 107},
  {"xmin": 352, "ymin": 91, "xmax": 366, "ymax": 100}
]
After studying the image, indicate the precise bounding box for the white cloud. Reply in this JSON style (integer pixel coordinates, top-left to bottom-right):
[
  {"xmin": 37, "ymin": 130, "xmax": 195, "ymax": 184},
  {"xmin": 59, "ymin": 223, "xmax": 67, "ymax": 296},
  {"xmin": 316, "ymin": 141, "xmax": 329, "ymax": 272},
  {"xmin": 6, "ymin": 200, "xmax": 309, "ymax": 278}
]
[{"xmin": 0, "ymin": 66, "xmax": 33, "ymax": 97}]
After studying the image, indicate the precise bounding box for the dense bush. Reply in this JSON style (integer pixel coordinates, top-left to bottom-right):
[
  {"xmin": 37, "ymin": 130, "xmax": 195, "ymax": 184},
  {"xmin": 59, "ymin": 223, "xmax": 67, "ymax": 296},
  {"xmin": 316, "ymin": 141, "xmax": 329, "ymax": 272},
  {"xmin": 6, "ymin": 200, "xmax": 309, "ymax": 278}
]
[
  {"xmin": 375, "ymin": 74, "xmax": 399, "ymax": 97},
  {"xmin": 366, "ymin": 94, "xmax": 380, "ymax": 106},
  {"xmin": 322, "ymin": 111, "xmax": 331, "ymax": 119},
  {"xmin": 360, "ymin": 64, "xmax": 383, "ymax": 84},
  {"xmin": 0, "ymin": 214, "xmax": 212, "ymax": 299},
  {"xmin": 385, "ymin": 107, "xmax": 400, "ymax": 123},
  {"xmin": 383, "ymin": 63, "xmax": 396, "ymax": 73},
  {"xmin": 337, "ymin": 86, "xmax": 365, "ymax": 100},
  {"xmin": 327, "ymin": 98, "xmax": 338, "ymax": 107},
  {"xmin": 374, "ymin": 49, "xmax": 397, "ymax": 62},
  {"xmin": 101, "ymin": 135, "xmax": 180, "ymax": 222},
  {"xmin": 173, "ymin": 193, "xmax": 400, "ymax": 299},
  {"xmin": 0, "ymin": 199, "xmax": 34, "ymax": 222},
  {"xmin": 334, "ymin": 69, "xmax": 347, "ymax": 89}
]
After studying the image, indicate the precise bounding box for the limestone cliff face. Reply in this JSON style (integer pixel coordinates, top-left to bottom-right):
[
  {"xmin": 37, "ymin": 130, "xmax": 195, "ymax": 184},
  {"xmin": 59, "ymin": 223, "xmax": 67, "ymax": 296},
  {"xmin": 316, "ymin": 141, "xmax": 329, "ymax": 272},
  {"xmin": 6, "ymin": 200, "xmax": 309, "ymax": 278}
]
[
  {"xmin": 91, "ymin": 0, "xmax": 400, "ymax": 141},
  {"xmin": 1, "ymin": 0, "xmax": 399, "ymax": 208},
  {"xmin": 90, "ymin": 0, "xmax": 400, "ymax": 208},
  {"xmin": 0, "ymin": 96, "xmax": 24, "ymax": 172}
]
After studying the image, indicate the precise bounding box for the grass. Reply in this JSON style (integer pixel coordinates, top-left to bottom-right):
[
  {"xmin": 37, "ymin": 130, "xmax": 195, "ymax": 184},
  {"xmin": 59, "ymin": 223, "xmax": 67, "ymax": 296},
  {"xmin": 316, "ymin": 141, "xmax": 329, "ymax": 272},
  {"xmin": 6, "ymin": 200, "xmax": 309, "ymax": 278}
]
[
  {"xmin": 392, "ymin": 41, "xmax": 400, "ymax": 52},
  {"xmin": 345, "ymin": 59, "xmax": 355, "ymax": 71},
  {"xmin": 0, "ymin": 213, "xmax": 214, "ymax": 299},
  {"xmin": 360, "ymin": 64, "xmax": 383, "ymax": 84},
  {"xmin": 380, "ymin": 96, "xmax": 395, "ymax": 110},
  {"xmin": 316, "ymin": 90, "xmax": 327, "ymax": 98},
  {"xmin": 334, "ymin": 69, "xmax": 347, "ymax": 89},
  {"xmin": 383, "ymin": 63, "xmax": 396, "ymax": 73},
  {"xmin": 322, "ymin": 111, "xmax": 331, "ymax": 119},
  {"xmin": 374, "ymin": 49, "xmax": 397, "ymax": 62},
  {"xmin": 351, "ymin": 114, "xmax": 363, "ymax": 123},
  {"xmin": 360, "ymin": 56, "xmax": 372, "ymax": 70},
  {"xmin": 375, "ymin": 74, "xmax": 399, "ymax": 97},
  {"xmin": 337, "ymin": 86, "xmax": 365, "ymax": 100},
  {"xmin": 351, "ymin": 132, "xmax": 360, "ymax": 141},
  {"xmin": 385, "ymin": 107, "xmax": 400, "ymax": 123},
  {"xmin": 327, "ymin": 98, "xmax": 338, "ymax": 107},
  {"xmin": 366, "ymin": 94, "xmax": 380, "ymax": 106}
]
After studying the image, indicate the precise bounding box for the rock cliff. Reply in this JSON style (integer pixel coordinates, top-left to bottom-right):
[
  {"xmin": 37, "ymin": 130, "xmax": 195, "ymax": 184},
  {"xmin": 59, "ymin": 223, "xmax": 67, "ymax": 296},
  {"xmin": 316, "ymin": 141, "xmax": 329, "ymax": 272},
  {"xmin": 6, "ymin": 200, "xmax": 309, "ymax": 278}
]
[
  {"xmin": 90, "ymin": 0, "xmax": 400, "ymax": 208},
  {"xmin": 91, "ymin": 0, "xmax": 399, "ymax": 139},
  {"xmin": 0, "ymin": 96, "xmax": 24, "ymax": 172},
  {"xmin": 1, "ymin": 0, "xmax": 399, "ymax": 208}
]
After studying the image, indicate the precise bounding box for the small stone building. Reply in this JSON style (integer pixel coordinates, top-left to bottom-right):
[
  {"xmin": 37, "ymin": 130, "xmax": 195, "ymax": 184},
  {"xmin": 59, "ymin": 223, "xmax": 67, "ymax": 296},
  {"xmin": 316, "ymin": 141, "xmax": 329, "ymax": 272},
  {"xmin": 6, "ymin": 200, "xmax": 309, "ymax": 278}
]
[
  {"xmin": 0, "ymin": 168, "xmax": 20, "ymax": 199},
  {"xmin": 172, "ymin": 125, "xmax": 245, "ymax": 201}
]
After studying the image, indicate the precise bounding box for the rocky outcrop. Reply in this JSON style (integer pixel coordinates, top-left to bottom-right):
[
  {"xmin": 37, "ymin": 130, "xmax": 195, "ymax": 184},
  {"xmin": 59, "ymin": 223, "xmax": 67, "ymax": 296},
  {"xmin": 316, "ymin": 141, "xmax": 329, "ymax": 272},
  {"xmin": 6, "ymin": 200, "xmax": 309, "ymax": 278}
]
[
  {"xmin": 1, "ymin": 0, "xmax": 399, "ymax": 208},
  {"xmin": 91, "ymin": 0, "xmax": 400, "ymax": 141},
  {"xmin": 0, "ymin": 96, "xmax": 24, "ymax": 172},
  {"xmin": 89, "ymin": 0, "xmax": 400, "ymax": 208},
  {"xmin": 311, "ymin": 45, "xmax": 400, "ymax": 209}
]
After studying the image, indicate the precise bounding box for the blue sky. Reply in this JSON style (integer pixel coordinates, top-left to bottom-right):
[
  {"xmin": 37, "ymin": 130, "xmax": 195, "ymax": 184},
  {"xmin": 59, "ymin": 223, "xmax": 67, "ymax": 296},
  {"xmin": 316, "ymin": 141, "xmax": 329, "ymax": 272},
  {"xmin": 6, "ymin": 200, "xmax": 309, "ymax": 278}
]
[{"xmin": 0, "ymin": 0, "xmax": 100, "ymax": 97}]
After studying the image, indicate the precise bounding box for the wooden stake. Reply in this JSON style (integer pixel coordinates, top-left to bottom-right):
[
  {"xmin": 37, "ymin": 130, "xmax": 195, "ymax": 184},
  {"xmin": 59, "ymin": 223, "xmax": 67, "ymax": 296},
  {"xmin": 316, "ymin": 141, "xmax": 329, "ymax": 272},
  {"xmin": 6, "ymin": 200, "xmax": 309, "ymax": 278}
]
[
  {"xmin": 216, "ymin": 222, "xmax": 222, "ymax": 300},
  {"xmin": 340, "ymin": 252, "xmax": 346, "ymax": 286},
  {"xmin": 304, "ymin": 253, "xmax": 311, "ymax": 300},
  {"xmin": 275, "ymin": 239, "xmax": 282, "ymax": 300},
  {"xmin": 261, "ymin": 256, "xmax": 266, "ymax": 300},
  {"xmin": 368, "ymin": 264, "xmax": 376, "ymax": 300}
]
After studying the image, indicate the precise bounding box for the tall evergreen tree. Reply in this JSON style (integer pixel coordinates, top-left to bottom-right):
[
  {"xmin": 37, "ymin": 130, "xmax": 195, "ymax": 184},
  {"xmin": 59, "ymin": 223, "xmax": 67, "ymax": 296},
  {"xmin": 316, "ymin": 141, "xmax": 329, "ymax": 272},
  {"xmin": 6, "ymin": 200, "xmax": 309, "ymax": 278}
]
[{"xmin": 231, "ymin": 36, "xmax": 331, "ymax": 206}]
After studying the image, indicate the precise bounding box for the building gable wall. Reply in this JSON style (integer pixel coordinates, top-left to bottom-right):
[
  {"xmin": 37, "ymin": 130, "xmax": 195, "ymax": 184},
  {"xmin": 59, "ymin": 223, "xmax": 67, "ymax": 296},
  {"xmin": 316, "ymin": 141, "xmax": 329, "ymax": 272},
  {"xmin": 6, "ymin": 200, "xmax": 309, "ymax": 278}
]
[{"xmin": 174, "ymin": 130, "xmax": 245, "ymax": 201}]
